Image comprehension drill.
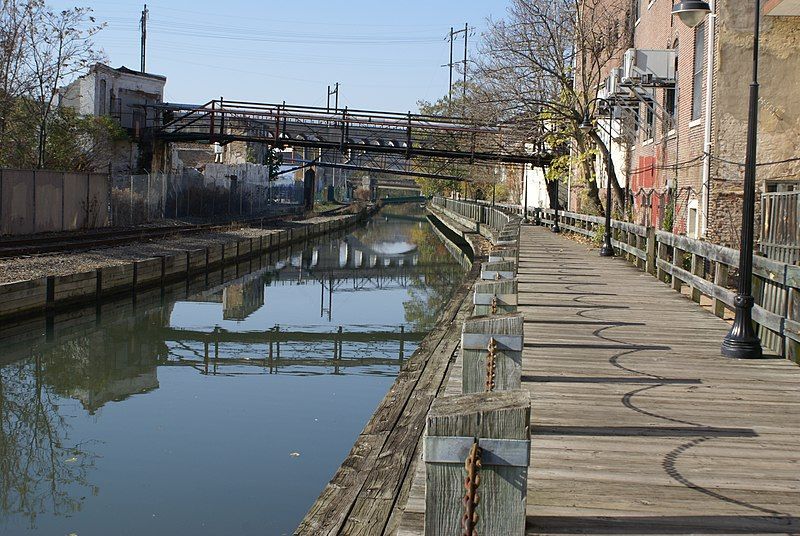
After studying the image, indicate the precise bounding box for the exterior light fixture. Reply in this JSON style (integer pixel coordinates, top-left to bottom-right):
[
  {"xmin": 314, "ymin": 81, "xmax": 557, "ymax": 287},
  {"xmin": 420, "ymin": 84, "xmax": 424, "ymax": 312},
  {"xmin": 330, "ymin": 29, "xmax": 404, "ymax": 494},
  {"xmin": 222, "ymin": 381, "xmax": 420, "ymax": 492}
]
[
  {"xmin": 579, "ymin": 113, "xmax": 593, "ymax": 133},
  {"xmin": 671, "ymin": 1, "xmax": 712, "ymax": 28}
]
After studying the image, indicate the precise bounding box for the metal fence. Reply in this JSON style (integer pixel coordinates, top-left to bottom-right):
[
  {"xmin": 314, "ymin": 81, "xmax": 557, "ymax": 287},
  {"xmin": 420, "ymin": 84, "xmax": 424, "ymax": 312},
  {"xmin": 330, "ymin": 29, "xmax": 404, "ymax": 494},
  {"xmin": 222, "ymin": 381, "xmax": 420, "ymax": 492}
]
[
  {"xmin": 111, "ymin": 172, "xmax": 304, "ymax": 225},
  {"xmin": 1, "ymin": 169, "xmax": 110, "ymax": 236},
  {"xmin": 760, "ymin": 191, "xmax": 800, "ymax": 264}
]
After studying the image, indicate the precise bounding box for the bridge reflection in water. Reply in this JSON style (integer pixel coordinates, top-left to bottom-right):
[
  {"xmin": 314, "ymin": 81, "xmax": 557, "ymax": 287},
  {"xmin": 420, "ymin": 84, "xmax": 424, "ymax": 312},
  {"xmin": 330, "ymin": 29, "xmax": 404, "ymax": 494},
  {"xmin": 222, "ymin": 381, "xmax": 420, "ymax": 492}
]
[{"xmin": 0, "ymin": 204, "xmax": 467, "ymax": 536}]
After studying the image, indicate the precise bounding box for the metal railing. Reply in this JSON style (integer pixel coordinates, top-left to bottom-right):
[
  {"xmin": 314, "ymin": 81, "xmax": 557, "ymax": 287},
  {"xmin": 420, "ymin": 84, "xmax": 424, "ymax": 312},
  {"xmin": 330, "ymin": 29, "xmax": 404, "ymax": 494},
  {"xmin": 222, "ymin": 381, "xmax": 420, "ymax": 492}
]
[{"xmin": 431, "ymin": 196, "xmax": 517, "ymax": 238}]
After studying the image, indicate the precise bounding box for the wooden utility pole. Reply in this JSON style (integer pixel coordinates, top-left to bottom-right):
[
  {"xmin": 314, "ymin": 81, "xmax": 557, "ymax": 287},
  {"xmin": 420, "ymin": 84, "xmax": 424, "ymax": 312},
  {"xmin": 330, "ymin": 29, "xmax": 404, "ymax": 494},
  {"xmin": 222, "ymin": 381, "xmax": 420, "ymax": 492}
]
[
  {"xmin": 327, "ymin": 83, "xmax": 339, "ymax": 113},
  {"xmin": 140, "ymin": 4, "xmax": 148, "ymax": 73}
]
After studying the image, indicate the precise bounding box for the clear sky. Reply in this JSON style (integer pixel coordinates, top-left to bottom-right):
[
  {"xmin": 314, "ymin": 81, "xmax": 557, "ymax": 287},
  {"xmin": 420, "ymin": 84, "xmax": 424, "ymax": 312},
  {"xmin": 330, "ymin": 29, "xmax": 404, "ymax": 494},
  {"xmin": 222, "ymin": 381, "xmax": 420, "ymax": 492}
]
[{"xmin": 48, "ymin": 0, "xmax": 509, "ymax": 113}]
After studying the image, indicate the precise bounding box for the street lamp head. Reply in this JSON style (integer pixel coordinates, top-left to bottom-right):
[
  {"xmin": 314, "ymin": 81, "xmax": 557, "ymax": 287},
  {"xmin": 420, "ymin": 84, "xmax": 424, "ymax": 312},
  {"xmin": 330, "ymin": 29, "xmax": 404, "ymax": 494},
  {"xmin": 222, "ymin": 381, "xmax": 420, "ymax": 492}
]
[
  {"xmin": 579, "ymin": 113, "xmax": 593, "ymax": 134},
  {"xmin": 671, "ymin": 0, "xmax": 712, "ymax": 28}
]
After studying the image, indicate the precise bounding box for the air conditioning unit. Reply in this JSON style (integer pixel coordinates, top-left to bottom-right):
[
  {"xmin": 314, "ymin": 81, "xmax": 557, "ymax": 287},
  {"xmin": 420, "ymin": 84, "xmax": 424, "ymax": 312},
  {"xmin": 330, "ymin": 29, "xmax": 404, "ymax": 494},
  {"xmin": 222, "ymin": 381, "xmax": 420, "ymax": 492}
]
[
  {"xmin": 621, "ymin": 49, "xmax": 677, "ymax": 87},
  {"xmin": 604, "ymin": 68, "xmax": 621, "ymax": 96}
]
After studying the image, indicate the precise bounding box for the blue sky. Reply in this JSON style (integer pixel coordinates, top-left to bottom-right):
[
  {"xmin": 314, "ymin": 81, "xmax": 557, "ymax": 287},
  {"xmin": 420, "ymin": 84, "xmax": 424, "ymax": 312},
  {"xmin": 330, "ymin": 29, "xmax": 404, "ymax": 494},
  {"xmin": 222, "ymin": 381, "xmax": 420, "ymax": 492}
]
[{"xmin": 49, "ymin": 0, "xmax": 508, "ymax": 112}]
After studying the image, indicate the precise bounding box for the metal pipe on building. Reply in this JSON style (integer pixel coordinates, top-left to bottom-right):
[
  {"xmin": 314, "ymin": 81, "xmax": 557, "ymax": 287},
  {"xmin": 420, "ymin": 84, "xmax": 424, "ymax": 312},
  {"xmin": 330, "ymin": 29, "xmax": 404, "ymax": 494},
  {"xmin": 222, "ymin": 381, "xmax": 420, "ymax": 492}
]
[{"xmin": 701, "ymin": 0, "xmax": 717, "ymax": 237}]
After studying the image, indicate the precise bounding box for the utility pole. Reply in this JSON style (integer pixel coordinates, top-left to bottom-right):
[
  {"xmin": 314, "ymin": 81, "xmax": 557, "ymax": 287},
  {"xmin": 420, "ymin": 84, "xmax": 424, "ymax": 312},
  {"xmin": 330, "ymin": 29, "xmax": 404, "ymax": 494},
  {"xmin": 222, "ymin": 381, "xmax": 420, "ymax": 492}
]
[
  {"xmin": 462, "ymin": 22, "xmax": 468, "ymax": 104},
  {"xmin": 140, "ymin": 4, "xmax": 148, "ymax": 73},
  {"xmin": 441, "ymin": 23, "xmax": 469, "ymax": 114},
  {"xmin": 327, "ymin": 83, "xmax": 340, "ymax": 112}
]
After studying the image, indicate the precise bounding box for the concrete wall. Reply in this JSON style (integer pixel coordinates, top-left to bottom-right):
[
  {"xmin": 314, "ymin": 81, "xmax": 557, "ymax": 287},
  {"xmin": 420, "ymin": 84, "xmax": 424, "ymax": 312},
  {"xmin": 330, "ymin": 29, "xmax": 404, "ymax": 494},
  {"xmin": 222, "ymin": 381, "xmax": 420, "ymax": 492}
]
[{"xmin": 0, "ymin": 169, "xmax": 110, "ymax": 236}]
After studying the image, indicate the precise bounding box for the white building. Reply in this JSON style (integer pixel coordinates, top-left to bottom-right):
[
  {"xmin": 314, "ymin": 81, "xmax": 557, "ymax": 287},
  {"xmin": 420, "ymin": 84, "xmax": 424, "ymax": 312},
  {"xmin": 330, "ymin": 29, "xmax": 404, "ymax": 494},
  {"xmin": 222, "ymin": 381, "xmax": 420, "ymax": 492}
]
[{"xmin": 59, "ymin": 63, "xmax": 166, "ymax": 130}]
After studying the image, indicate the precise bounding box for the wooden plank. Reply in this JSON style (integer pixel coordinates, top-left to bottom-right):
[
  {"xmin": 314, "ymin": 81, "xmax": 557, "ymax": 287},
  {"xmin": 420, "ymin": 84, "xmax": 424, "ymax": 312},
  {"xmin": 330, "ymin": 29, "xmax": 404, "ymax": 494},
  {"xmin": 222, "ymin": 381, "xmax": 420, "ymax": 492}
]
[{"xmin": 396, "ymin": 223, "xmax": 800, "ymax": 536}]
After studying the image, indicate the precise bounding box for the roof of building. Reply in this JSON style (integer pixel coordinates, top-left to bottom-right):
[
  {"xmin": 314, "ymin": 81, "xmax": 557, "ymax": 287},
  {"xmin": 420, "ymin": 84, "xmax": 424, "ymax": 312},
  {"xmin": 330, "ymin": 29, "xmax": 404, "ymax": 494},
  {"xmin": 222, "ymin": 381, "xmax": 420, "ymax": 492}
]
[{"xmin": 112, "ymin": 65, "xmax": 167, "ymax": 81}]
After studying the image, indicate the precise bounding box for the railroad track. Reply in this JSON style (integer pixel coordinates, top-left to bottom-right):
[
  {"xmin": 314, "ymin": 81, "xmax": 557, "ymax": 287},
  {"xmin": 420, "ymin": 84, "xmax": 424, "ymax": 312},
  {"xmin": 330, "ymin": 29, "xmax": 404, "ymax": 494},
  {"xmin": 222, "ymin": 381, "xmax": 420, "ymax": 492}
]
[{"xmin": 0, "ymin": 204, "xmax": 352, "ymax": 258}]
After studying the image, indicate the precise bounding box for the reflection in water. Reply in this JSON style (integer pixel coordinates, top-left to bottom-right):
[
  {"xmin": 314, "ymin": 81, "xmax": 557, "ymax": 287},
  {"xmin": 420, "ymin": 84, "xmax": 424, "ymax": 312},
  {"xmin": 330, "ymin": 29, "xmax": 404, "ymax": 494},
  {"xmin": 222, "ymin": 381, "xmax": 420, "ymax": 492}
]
[{"xmin": 0, "ymin": 204, "xmax": 465, "ymax": 535}]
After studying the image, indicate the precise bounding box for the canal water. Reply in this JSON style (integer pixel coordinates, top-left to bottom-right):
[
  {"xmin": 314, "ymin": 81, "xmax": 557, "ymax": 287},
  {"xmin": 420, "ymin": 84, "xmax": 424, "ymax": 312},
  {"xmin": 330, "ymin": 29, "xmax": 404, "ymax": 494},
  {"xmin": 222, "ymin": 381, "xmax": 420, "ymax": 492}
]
[{"xmin": 0, "ymin": 205, "xmax": 467, "ymax": 536}]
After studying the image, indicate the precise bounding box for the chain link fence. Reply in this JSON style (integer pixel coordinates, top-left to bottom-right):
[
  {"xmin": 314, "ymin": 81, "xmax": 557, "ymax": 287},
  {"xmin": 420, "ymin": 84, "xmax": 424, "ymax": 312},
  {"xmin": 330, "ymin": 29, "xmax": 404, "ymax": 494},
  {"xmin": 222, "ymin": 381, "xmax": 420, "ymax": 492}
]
[{"xmin": 111, "ymin": 172, "xmax": 304, "ymax": 226}]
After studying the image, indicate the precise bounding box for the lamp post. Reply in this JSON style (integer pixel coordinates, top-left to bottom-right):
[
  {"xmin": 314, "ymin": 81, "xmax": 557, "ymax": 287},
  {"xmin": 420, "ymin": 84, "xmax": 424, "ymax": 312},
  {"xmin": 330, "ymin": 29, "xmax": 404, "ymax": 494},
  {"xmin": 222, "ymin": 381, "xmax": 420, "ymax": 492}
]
[
  {"xmin": 672, "ymin": 0, "xmax": 762, "ymax": 358},
  {"xmin": 580, "ymin": 100, "xmax": 614, "ymax": 257}
]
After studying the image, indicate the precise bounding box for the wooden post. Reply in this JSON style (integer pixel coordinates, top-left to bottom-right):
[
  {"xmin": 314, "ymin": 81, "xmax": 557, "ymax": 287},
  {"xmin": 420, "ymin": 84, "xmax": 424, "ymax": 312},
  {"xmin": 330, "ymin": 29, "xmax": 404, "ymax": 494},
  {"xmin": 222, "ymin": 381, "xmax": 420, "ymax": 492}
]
[
  {"xmin": 672, "ymin": 247, "xmax": 684, "ymax": 292},
  {"xmin": 461, "ymin": 313, "xmax": 523, "ymax": 394},
  {"xmin": 424, "ymin": 390, "xmax": 530, "ymax": 536},
  {"xmin": 657, "ymin": 241, "xmax": 669, "ymax": 282},
  {"xmin": 473, "ymin": 279, "xmax": 518, "ymax": 316},
  {"xmin": 636, "ymin": 233, "xmax": 645, "ymax": 270},
  {"xmin": 481, "ymin": 260, "xmax": 516, "ymax": 280},
  {"xmin": 789, "ymin": 285, "xmax": 799, "ymax": 363},
  {"xmin": 489, "ymin": 247, "xmax": 518, "ymax": 263},
  {"xmin": 690, "ymin": 253, "xmax": 704, "ymax": 303}
]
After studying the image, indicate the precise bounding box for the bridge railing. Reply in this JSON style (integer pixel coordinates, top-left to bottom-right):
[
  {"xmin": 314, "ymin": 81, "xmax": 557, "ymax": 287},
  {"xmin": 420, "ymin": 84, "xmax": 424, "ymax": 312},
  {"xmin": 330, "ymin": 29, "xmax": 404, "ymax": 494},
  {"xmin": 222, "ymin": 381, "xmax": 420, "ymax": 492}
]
[
  {"xmin": 431, "ymin": 196, "xmax": 515, "ymax": 239},
  {"xmin": 538, "ymin": 208, "xmax": 800, "ymax": 361}
]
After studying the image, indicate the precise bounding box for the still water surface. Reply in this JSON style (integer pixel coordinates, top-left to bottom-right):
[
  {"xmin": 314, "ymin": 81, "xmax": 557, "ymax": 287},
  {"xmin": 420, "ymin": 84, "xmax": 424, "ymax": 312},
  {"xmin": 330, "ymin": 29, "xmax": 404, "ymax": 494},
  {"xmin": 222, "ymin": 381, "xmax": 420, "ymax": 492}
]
[{"xmin": 0, "ymin": 205, "xmax": 466, "ymax": 536}]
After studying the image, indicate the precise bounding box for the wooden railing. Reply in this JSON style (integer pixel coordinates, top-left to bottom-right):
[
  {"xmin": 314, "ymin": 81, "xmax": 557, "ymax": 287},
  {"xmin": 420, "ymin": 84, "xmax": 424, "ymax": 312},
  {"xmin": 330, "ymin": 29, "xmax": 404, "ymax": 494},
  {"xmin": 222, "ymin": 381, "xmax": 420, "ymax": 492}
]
[
  {"xmin": 536, "ymin": 207, "xmax": 800, "ymax": 361},
  {"xmin": 761, "ymin": 191, "xmax": 800, "ymax": 264}
]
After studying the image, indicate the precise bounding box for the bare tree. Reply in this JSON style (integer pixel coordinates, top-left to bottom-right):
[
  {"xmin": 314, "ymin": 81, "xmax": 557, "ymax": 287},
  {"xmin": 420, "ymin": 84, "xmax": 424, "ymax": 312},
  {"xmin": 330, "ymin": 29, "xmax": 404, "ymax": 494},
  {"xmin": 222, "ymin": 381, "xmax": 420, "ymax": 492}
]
[
  {"xmin": 20, "ymin": 1, "xmax": 104, "ymax": 168},
  {"xmin": 0, "ymin": 1, "xmax": 35, "ymax": 140},
  {"xmin": 474, "ymin": 0, "xmax": 633, "ymax": 214}
]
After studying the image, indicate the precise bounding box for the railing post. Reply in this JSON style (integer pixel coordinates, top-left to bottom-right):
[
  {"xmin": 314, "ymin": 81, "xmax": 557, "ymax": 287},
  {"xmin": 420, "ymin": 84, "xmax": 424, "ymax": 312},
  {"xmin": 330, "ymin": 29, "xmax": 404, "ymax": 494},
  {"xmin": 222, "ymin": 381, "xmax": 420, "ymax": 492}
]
[
  {"xmin": 672, "ymin": 247, "xmax": 685, "ymax": 292},
  {"xmin": 690, "ymin": 253, "xmax": 704, "ymax": 303},
  {"xmin": 713, "ymin": 262, "xmax": 730, "ymax": 318},
  {"xmin": 657, "ymin": 240, "xmax": 669, "ymax": 283},
  {"xmin": 645, "ymin": 227, "xmax": 657, "ymax": 275},
  {"xmin": 424, "ymin": 390, "xmax": 530, "ymax": 536}
]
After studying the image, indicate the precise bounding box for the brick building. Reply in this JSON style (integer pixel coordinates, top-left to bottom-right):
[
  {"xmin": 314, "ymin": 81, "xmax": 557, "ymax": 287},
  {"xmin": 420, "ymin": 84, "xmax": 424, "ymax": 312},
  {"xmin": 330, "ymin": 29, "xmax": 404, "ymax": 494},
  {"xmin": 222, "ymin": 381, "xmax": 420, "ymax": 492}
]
[{"xmin": 590, "ymin": 0, "xmax": 800, "ymax": 246}]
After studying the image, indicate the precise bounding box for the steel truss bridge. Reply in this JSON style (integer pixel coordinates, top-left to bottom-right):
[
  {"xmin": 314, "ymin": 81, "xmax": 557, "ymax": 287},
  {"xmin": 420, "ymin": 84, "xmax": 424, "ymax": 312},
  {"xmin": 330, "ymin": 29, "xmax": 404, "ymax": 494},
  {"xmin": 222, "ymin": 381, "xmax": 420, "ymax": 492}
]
[{"xmin": 144, "ymin": 99, "xmax": 554, "ymax": 180}]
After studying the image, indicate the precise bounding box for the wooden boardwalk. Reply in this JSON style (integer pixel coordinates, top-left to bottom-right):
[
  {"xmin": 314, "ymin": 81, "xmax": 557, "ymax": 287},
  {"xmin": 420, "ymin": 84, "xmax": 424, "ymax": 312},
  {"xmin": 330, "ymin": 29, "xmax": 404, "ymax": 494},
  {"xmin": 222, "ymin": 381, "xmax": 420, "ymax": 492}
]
[{"xmin": 399, "ymin": 225, "xmax": 800, "ymax": 535}]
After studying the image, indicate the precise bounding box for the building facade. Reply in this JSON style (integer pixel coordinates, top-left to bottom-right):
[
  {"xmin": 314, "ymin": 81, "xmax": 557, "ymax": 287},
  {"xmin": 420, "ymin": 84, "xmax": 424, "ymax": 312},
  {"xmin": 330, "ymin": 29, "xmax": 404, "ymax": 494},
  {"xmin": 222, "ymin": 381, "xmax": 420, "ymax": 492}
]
[
  {"xmin": 593, "ymin": 0, "xmax": 800, "ymax": 246},
  {"xmin": 59, "ymin": 63, "xmax": 166, "ymax": 132}
]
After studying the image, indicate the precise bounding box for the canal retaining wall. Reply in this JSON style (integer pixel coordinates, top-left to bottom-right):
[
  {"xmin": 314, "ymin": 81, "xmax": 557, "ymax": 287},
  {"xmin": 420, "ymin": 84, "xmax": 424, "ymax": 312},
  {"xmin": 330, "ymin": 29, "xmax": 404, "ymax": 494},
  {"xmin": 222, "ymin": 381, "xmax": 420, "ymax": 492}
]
[{"xmin": 0, "ymin": 208, "xmax": 376, "ymax": 320}]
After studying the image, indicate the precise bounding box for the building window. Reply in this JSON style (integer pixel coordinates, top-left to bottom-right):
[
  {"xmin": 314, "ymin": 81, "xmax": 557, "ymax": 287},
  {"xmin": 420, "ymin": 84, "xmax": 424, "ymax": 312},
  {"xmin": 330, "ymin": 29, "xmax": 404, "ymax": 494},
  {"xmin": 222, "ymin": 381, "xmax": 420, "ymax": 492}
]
[
  {"xmin": 692, "ymin": 23, "xmax": 706, "ymax": 120},
  {"xmin": 643, "ymin": 98, "xmax": 655, "ymax": 141},
  {"xmin": 688, "ymin": 200, "xmax": 699, "ymax": 237},
  {"xmin": 665, "ymin": 40, "xmax": 678, "ymax": 126},
  {"xmin": 99, "ymin": 79, "xmax": 107, "ymax": 115}
]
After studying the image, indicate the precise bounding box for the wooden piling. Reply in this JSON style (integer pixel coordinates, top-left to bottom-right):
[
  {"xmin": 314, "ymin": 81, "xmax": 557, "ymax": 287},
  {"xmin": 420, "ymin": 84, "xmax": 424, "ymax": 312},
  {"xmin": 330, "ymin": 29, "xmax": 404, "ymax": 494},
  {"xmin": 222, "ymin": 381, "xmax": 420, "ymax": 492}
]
[
  {"xmin": 424, "ymin": 390, "xmax": 530, "ymax": 536},
  {"xmin": 473, "ymin": 279, "xmax": 518, "ymax": 316},
  {"xmin": 461, "ymin": 313, "xmax": 523, "ymax": 393},
  {"xmin": 480, "ymin": 260, "xmax": 516, "ymax": 280}
]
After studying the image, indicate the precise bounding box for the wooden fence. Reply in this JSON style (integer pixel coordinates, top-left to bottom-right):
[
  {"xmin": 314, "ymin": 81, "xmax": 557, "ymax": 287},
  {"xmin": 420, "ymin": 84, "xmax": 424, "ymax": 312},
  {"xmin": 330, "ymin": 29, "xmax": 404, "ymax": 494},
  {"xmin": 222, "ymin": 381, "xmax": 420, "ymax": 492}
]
[
  {"xmin": 537, "ymin": 208, "xmax": 800, "ymax": 361},
  {"xmin": 761, "ymin": 191, "xmax": 800, "ymax": 264}
]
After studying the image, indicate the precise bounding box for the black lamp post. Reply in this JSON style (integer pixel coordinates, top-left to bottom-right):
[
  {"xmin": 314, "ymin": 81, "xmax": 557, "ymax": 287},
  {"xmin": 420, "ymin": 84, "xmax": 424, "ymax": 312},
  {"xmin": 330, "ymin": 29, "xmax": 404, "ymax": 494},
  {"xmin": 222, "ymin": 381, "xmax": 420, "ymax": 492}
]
[
  {"xmin": 580, "ymin": 105, "xmax": 614, "ymax": 257},
  {"xmin": 672, "ymin": 0, "xmax": 762, "ymax": 359}
]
